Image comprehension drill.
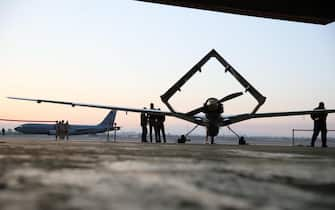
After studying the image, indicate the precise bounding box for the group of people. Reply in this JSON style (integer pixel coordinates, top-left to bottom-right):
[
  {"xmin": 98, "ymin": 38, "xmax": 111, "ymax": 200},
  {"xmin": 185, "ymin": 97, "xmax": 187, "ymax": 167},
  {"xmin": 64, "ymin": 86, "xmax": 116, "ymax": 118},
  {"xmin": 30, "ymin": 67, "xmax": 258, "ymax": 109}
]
[
  {"xmin": 55, "ymin": 120, "xmax": 70, "ymax": 141},
  {"xmin": 141, "ymin": 103, "xmax": 166, "ymax": 143}
]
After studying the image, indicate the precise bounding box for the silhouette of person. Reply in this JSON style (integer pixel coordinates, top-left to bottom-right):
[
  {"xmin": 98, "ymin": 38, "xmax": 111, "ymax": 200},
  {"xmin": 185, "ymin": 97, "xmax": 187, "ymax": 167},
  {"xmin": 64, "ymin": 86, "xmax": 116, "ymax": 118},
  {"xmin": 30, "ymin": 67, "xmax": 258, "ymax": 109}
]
[
  {"xmin": 55, "ymin": 121, "xmax": 59, "ymax": 141},
  {"xmin": 157, "ymin": 110, "xmax": 166, "ymax": 143},
  {"xmin": 60, "ymin": 120, "xmax": 65, "ymax": 140},
  {"xmin": 311, "ymin": 102, "xmax": 328, "ymax": 148},
  {"xmin": 57, "ymin": 121, "xmax": 62, "ymax": 140},
  {"xmin": 140, "ymin": 108, "xmax": 148, "ymax": 143},
  {"xmin": 1, "ymin": 128, "xmax": 5, "ymax": 136},
  {"xmin": 148, "ymin": 103, "xmax": 156, "ymax": 143},
  {"xmin": 65, "ymin": 120, "xmax": 69, "ymax": 141},
  {"xmin": 154, "ymin": 113, "xmax": 160, "ymax": 143}
]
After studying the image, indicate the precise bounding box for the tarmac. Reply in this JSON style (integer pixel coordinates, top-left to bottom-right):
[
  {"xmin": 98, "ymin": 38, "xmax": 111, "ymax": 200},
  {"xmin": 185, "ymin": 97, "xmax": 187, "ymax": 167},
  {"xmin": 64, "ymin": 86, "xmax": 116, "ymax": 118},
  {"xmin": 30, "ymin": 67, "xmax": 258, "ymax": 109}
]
[{"xmin": 0, "ymin": 138, "xmax": 335, "ymax": 210}]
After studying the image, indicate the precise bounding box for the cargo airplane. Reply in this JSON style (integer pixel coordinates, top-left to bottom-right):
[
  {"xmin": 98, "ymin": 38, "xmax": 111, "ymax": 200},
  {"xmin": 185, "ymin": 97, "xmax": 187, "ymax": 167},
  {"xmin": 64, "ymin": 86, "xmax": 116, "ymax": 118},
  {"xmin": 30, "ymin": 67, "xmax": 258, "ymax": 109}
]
[
  {"xmin": 9, "ymin": 50, "xmax": 335, "ymax": 144},
  {"xmin": 14, "ymin": 111, "xmax": 118, "ymax": 136}
]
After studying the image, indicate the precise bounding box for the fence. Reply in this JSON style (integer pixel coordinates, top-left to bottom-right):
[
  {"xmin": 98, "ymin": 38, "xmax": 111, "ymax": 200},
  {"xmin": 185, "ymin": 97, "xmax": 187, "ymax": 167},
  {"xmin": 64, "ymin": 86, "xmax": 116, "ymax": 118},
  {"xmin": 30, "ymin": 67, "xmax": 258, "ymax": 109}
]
[{"xmin": 291, "ymin": 129, "xmax": 335, "ymax": 146}]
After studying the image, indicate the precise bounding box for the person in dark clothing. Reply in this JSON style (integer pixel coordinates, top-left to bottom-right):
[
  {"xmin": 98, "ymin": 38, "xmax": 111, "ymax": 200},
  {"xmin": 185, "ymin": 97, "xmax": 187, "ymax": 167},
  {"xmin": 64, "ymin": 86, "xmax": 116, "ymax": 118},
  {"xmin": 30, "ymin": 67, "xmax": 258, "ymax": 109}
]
[
  {"xmin": 148, "ymin": 103, "xmax": 156, "ymax": 143},
  {"xmin": 1, "ymin": 128, "xmax": 5, "ymax": 136},
  {"xmin": 311, "ymin": 102, "xmax": 328, "ymax": 148},
  {"xmin": 140, "ymin": 108, "xmax": 148, "ymax": 143},
  {"xmin": 60, "ymin": 120, "xmax": 65, "ymax": 140},
  {"xmin": 157, "ymin": 111, "xmax": 166, "ymax": 143},
  {"xmin": 55, "ymin": 121, "xmax": 59, "ymax": 141},
  {"xmin": 65, "ymin": 120, "xmax": 69, "ymax": 141},
  {"xmin": 154, "ymin": 113, "xmax": 161, "ymax": 143}
]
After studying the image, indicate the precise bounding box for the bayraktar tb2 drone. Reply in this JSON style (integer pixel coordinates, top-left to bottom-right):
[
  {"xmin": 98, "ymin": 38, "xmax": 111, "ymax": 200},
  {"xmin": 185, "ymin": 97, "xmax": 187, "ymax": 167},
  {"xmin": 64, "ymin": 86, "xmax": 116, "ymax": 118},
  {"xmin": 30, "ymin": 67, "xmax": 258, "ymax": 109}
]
[{"xmin": 9, "ymin": 49, "xmax": 335, "ymax": 144}]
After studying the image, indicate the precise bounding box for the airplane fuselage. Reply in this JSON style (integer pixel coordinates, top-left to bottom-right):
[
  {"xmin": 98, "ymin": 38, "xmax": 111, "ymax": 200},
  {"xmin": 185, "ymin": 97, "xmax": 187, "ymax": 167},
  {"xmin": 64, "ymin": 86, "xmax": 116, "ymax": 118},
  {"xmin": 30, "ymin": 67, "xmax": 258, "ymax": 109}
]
[{"xmin": 15, "ymin": 124, "xmax": 113, "ymax": 135}]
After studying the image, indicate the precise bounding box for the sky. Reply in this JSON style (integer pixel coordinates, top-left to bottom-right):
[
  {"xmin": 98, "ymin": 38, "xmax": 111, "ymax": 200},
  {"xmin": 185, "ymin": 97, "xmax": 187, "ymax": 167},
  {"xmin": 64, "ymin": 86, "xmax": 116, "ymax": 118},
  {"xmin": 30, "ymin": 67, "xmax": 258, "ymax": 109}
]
[{"xmin": 0, "ymin": 0, "xmax": 334, "ymax": 137}]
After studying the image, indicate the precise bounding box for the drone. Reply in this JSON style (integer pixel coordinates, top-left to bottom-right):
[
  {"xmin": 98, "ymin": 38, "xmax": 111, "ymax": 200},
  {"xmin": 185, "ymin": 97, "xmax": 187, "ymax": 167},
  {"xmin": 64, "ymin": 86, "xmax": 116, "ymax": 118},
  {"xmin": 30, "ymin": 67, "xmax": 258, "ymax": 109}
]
[{"xmin": 9, "ymin": 49, "xmax": 335, "ymax": 144}]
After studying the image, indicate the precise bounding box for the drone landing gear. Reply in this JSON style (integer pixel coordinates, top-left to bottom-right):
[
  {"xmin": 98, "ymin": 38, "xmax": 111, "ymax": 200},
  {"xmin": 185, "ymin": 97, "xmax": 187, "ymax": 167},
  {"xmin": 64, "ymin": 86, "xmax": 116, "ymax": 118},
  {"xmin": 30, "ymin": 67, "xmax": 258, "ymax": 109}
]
[
  {"xmin": 227, "ymin": 126, "xmax": 247, "ymax": 145},
  {"xmin": 204, "ymin": 135, "xmax": 215, "ymax": 144},
  {"xmin": 177, "ymin": 135, "xmax": 188, "ymax": 144},
  {"xmin": 178, "ymin": 125, "xmax": 199, "ymax": 144}
]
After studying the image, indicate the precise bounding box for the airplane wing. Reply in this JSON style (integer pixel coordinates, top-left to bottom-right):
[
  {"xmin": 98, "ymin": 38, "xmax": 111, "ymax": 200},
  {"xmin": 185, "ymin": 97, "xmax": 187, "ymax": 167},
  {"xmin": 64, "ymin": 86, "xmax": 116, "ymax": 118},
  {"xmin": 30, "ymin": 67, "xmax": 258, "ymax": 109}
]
[
  {"xmin": 221, "ymin": 109, "xmax": 335, "ymax": 126},
  {"xmin": 7, "ymin": 97, "xmax": 173, "ymax": 115},
  {"xmin": 8, "ymin": 96, "xmax": 209, "ymax": 126}
]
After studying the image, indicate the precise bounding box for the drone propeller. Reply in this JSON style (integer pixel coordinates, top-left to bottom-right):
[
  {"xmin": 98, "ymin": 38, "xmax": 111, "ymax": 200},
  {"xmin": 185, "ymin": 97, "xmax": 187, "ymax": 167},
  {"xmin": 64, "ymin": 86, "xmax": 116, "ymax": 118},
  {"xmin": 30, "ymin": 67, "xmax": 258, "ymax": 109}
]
[
  {"xmin": 186, "ymin": 92, "xmax": 243, "ymax": 116},
  {"xmin": 218, "ymin": 92, "xmax": 243, "ymax": 103},
  {"xmin": 186, "ymin": 106, "xmax": 205, "ymax": 116}
]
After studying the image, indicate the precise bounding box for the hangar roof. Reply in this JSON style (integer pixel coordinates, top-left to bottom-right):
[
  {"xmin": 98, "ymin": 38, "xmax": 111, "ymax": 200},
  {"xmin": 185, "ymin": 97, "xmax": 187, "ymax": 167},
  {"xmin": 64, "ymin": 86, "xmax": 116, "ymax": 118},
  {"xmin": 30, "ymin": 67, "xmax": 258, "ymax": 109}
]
[{"xmin": 137, "ymin": 0, "xmax": 335, "ymax": 25}]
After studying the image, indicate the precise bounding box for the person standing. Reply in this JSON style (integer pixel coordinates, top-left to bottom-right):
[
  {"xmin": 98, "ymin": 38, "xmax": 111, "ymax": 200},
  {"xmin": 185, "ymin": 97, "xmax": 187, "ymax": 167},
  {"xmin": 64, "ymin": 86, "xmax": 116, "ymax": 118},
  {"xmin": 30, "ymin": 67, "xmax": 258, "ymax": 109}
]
[
  {"xmin": 154, "ymin": 114, "xmax": 160, "ymax": 143},
  {"xmin": 148, "ymin": 103, "xmax": 156, "ymax": 143},
  {"xmin": 311, "ymin": 102, "xmax": 328, "ymax": 148},
  {"xmin": 157, "ymin": 111, "xmax": 166, "ymax": 143},
  {"xmin": 1, "ymin": 128, "xmax": 5, "ymax": 136},
  {"xmin": 55, "ymin": 121, "xmax": 59, "ymax": 141},
  {"xmin": 140, "ymin": 108, "xmax": 148, "ymax": 143},
  {"xmin": 60, "ymin": 120, "xmax": 65, "ymax": 140},
  {"xmin": 65, "ymin": 120, "xmax": 69, "ymax": 141}
]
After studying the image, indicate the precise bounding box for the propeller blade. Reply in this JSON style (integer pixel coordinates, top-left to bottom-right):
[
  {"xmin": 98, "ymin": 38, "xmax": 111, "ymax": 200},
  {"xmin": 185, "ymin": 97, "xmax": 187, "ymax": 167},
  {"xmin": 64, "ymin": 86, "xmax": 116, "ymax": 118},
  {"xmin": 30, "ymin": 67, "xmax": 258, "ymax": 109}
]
[
  {"xmin": 186, "ymin": 106, "xmax": 205, "ymax": 116},
  {"xmin": 186, "ymin": 92, "xmax": 243, "ymax": 116},
  {"xmin": 218, "ymin": 92, "xmax": 243, "ymax": 103}
]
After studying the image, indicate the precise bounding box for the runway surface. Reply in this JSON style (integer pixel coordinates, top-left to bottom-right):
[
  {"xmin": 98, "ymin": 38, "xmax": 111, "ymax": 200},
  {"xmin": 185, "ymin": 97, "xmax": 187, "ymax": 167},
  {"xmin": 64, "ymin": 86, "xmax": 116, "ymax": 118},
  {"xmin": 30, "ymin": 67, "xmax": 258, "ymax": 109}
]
[{"xmin": 0, "ymin": 138, "xmax": 334, "ymax": 210}]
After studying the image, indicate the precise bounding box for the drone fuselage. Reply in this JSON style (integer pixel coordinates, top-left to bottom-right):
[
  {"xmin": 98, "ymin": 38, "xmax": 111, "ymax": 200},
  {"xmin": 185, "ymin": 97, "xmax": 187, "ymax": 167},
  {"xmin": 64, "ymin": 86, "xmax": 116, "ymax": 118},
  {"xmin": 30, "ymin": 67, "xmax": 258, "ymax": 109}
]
[{"xmin": 203, "ymin": 98, "xmax": 224, "ymax": 137}]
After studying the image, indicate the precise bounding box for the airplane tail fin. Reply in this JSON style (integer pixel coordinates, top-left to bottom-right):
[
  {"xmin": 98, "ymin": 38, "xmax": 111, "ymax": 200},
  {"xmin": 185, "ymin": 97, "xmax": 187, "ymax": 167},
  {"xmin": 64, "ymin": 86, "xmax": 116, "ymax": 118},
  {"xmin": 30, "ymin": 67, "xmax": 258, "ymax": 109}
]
[{"xmin": 98, "ymin": 110, "xmax": 117, "ymax": 127}]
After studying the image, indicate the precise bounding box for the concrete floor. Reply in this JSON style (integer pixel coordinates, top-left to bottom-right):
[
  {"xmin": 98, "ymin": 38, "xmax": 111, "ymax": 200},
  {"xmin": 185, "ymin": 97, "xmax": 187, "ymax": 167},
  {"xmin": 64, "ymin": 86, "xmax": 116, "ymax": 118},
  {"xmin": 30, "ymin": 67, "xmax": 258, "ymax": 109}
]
[{"xmin": 0, "ymin": 139, "xmax": 334, "ymax": 210}]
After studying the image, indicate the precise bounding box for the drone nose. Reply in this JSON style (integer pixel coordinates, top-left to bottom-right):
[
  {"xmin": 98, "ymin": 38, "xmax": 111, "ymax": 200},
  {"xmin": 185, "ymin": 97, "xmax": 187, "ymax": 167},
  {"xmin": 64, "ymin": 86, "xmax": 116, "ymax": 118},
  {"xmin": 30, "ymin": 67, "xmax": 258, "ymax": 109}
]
[{"xmin": 15, "ymin": 126, "xmax": 22, "ymax": 132}]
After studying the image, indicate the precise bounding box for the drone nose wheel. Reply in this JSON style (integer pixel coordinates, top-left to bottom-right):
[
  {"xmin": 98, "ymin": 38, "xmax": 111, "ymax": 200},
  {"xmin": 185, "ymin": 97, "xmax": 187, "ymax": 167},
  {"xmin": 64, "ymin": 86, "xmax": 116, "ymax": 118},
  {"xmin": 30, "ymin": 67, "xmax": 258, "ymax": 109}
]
[{"xmin": 238, "ymin": 136, "xmax": 246, "ymax": 145}]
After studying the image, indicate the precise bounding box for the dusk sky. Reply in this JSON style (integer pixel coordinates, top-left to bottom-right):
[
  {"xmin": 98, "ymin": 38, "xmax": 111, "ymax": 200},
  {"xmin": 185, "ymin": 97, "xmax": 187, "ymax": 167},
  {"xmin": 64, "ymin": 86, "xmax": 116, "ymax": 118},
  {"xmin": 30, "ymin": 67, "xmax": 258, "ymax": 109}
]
[{"xmin": 1, "ymin": 0, "xmax": 334, "ymax": 137}]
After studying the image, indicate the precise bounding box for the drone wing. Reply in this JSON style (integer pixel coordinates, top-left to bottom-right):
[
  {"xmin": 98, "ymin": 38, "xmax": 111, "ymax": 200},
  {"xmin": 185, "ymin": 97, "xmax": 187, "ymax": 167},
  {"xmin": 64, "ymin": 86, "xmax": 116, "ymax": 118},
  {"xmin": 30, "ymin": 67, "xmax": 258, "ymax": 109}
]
[
  {"xmin": 222, "ymin": 109, "xmax": 335, "ymax": 126},
  {"xmin": 8, "ymin": 97, "xmax": 172, "ymax": 115},
  {"xmin": 8, "ymin": 96, "xmax": 209, "ymax": 126}
]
